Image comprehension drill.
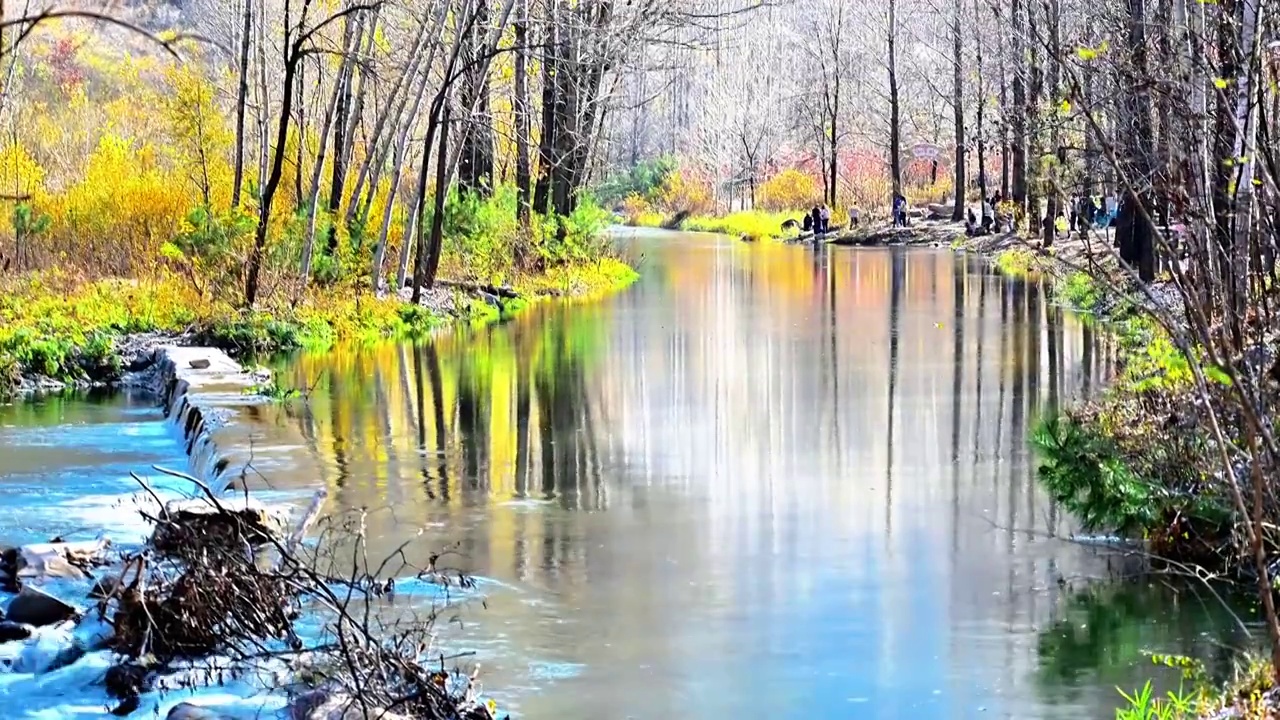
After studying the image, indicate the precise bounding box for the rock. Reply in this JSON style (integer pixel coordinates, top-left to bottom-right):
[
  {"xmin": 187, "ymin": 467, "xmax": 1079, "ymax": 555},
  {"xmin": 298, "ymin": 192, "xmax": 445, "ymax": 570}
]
[
  {"xmin": 15, "ymin": 539, "xmax": 110, "ymax": 581},
  {"xmin": 18, "ymin": 554, "xmax": 87, "ymax": 581},
  {"xmin": 188, "ymin": 358, "xmax": 212, "ymax": 370},
  {"xmin": 167, "ymin": 703, "xmax": 234, "ymax": 719},
  {"xmin": 105, "ymin": 661, "xmax": 152, "ymax": 700},
  {"xmin": 287, "ymin": 686, "xmax": 414, "ymax": 720},
  {"xmin": 5, "ymin": 585, "xmax": 78, "ymax": 627},
  {"xmin": 0, "ymin": 621, "xmax": 33, "ymax": 642},
  {"xmin": 88, "ymin": 574, "xmax": 123, "ymax": 600}
]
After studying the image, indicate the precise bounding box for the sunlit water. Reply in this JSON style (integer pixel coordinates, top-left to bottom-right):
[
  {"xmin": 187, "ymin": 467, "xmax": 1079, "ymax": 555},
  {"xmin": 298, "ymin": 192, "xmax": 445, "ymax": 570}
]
[{"xmin": 0, "ymin": 230, "xmax": 1257, "ymax": 718}]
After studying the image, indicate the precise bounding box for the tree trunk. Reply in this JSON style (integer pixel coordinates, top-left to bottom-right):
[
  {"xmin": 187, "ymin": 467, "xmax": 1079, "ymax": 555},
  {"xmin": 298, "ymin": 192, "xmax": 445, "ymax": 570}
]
[
  {"xmin": 1027, "ymin": 0, "xmax": 1042, "ymax": 236},
  {"xmin": 533, "ymin": 0, "xmax": 559, "ymax": 215},
  {"xmin": 828, "ymin": 9, "xmax": 841, "ymax": 209},
  {"xmin": 1117, "ymin": 0, "xmax": 1156, "ymax": 283},
  {"xmin": 951, "ymin": 0, "xmax": 965, "ymax": 222},
  {"xmin": 299, "ymin": 55, "xmax": 350, "ymax": 284},
  {"xmin": 254, "ymin": 0, "xmax": 269, "ymax": 199},
  {"xmin": 888, "ymin": 0, "xmax": 902, "ymax": 196},
  {"xmin": 345, "ymin": 4, "xmax": 436, "ymax": 228},
  {"xmin": 421, "ymin": 103, "xmax": 452, "ymax": 292},
  {"xmin": 514, "ymin": 0, "xmax": 532, "ymax": 228},
  {"xmin": 1011, "ymin": 0, "xmax": 1028, "ymax": 211},
  {"xmin": 974, "ymin": 0, "xmax": 987, "ymax": 211},
  {"xmin": 396, "ymin": 191, "xmax": 420, "ymax": 290},
  {"xmin": 1042, "ymin": 0, "xmax": 1061, "ymax": 248},
  {"xmin": 457, "ymin": 0, "xmax": 495, "ymax": 196},
  {"xmin": 371, "ymin": 59, "xmax": 433, "ymax": 292},
  {"xmin": 1228, "ymin": 0, "xmax": 1260, "ymax": 323},
  {"xmin": 410, "ymin": 103, "xmax": 444, "ymax": 306},
  {"xmin": 245, "ymin": 48, "xmax": 299, "ymax": 308},
  {"xmin": 231, "ymin": 0, "xmax": 252, "ymax": 209}
]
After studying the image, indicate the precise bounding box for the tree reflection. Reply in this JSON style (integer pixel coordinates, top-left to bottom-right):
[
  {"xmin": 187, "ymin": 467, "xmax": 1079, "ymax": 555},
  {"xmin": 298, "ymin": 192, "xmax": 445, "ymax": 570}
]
[{"xmin": 1036, "ymin": 581, "xmax": 1253, "ymax": 705}]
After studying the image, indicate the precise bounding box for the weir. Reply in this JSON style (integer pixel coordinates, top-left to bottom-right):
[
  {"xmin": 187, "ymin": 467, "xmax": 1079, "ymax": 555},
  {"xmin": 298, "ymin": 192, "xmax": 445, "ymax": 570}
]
[{"xmin": 136, "ymin": 346, "xmax": 269, "ymax": 490}]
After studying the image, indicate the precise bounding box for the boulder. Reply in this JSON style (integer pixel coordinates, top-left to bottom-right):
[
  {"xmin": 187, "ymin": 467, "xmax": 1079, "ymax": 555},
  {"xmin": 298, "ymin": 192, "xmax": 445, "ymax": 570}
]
[
  {"xmin": 0, "ymin": 621, "xmax": 32, "ymax": 642},
  {"xmin": 88, "ymin": 574, "xmax": 123, "ymax": 600},
  {"xmin": 15, "ymin": 539, "xmax": 110, "ymax": 581},
  {"xmin": 167, "ymin": 703, "xmax": 235, "ymax": 720},
  {"xmin": 5, "ymin": 585, "xmax": 78, "ymax": 627}
]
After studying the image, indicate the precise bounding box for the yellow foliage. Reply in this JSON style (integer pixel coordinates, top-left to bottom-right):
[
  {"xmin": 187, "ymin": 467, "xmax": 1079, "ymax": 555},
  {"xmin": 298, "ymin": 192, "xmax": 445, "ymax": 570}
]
[
  {"xmin": 0, "ymin": 144, "xmax": 46, "ymax": 202},
  {"xmin": 759, "ymin": 169, "xmax": 821, "ymax": 211},
  {"xmin": 656, "ymin": 170, "xmax": 714, "ymax": 215},
  {"xmin": 619, "ymin": 193, "xmax": 654, "ymax": 224},
  {"xmin": 163, "ymin": 64, "xmax": 233, "ymax": 208}
]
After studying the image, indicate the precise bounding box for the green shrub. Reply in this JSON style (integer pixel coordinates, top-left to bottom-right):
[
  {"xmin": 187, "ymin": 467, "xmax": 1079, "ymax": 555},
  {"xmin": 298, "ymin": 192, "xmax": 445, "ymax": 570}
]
[
  {"xmin": 1031, "ymin": 413, "xmax": 1160, "ymax": 534},
  {"xmin": 594, "ymin": 157, "xmax": 677, "ymax": 206},
  {"xmin": 1059, "ymin": 271, "xmax": 1101, "ymax": 311}
]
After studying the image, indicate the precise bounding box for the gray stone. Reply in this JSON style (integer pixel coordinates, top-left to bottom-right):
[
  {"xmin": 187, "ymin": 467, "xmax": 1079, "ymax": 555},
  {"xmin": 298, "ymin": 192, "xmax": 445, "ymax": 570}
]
[
  {"xmin": 88, "ymin": 574, "xmax": 122, "ymax": 600},
  {"xmin": 188, "ymin": 358, "xmax": 211, "ymax": 370},
  {"xmin": 15, "ymin": 539, "xmax": 110, "ymax": 582},
  {"xmin": 5, "ymin": 585, "xmax": 77, "ymax": 627},
  {"xmin": 167, "ymin": 703, "xmax": 235, "ymax": 720}
]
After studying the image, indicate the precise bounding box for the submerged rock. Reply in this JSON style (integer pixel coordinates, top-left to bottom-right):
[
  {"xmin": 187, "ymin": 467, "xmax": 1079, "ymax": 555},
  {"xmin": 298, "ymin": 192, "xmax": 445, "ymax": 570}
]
[
  {"xmin": 166, "ymin": 703, "xmax": 236, "ymax": 719},
  {"xmin": 287, "ymin": 686, "xmax": 414, "ymax": 720},
  {"xmin": 73, "ymin": 612, "xmax": 114, "ymax": 650},
  {"xmin": 5, "ymin": 585, "xmax": 78, "ymax": 627},
  {"xmin": 89, "ymin": 574, "xmax": 123, "ymax": 600}
]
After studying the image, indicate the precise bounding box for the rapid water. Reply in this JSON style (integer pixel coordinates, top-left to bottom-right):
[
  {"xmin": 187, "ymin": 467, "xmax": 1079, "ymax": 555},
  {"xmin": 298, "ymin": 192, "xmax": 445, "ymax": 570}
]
[{"xmin": 0, "ymin": 231, "xmax": 1256, "ymax": 718}]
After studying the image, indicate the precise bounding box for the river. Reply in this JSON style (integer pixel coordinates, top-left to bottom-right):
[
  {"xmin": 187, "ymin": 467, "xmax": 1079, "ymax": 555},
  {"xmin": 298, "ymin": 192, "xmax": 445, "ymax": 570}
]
[{"xmin": 0, "ymin": 229, "xmax": 1254, "ymax": 718}]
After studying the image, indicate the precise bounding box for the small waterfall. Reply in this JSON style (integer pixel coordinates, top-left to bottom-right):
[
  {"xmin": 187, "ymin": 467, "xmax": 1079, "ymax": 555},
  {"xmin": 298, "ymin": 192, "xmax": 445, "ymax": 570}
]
[{"xmin": 153, "ymin": 348, "xmax": 261, "ymax": 493}]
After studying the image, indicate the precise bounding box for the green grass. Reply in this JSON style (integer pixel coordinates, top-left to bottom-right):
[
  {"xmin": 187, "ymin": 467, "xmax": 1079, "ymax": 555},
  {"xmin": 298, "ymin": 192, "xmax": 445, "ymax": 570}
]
[
  {"xmin": 627, "ymin": 208, "xmax": 803, "ymax": 242},
  {"xmin": 682, "ymin": 210, "xmax": 801, "ymax": 242}
]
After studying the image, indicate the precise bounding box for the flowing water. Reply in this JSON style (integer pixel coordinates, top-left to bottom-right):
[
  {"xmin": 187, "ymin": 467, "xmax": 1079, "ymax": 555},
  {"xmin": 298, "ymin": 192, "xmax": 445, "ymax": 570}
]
[{"xmin": 0, "ymin": 229, "xmax": 1256, "ymax": 718}]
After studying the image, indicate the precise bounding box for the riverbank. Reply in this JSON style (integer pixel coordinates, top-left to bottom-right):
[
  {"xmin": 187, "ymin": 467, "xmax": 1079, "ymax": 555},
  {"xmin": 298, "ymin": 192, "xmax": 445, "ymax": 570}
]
[
  {"xmin": 947, "ymin": 224, "xmax": 1280, "ymax": 716},
  {"xmin": 0, "ymin": 258, "xmax": 637, "ymax": 399},
  {"xmin": 0, "ymin": 344, "xmax": 501, "ymax": 719}
]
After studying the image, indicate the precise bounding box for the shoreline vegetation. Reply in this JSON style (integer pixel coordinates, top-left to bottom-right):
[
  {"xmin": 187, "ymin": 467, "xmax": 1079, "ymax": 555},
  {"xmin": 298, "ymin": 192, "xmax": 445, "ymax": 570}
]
[
  {"xmin": 953, "ymin": 226, "xmax": 1280, "ymax": 719},
  {"xmin": 0, "ymin": 15, "xmax": 641, "ymax": 401},
  {"xmin": 0, "ymin": 253, "xmax": 638, "ymax": 399}
]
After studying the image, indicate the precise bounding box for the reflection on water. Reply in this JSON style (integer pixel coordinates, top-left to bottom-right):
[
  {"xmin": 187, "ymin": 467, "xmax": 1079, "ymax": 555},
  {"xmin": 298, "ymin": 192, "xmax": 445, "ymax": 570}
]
[{"xmin": 0, "ymin": 232, "xmax": 1253, "ymax": 718}]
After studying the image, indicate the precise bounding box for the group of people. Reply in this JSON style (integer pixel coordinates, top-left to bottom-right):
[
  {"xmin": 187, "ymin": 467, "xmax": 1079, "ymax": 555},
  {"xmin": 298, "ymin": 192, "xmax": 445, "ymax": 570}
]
[
  {"xmin": 802, "ymin": 205, "xmax": 833, "ymax": 235},
  {"xmin": 964, "ymin": 191, "xmax": 1005, "ymax": 237},
  {"xmin": 891, "ymin": 193, "xmax": 909, "ymax": 227},
  {"xmin": 961, "ymin": 192, "xmax": 1121, "ymax": 239}
]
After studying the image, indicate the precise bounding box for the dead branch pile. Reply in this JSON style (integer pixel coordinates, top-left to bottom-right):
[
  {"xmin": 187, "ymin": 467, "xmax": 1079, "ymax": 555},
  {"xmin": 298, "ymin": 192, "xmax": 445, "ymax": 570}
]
[{"xmin": 93, "ymin": 468, "xmax": 499, "ymax": 719}]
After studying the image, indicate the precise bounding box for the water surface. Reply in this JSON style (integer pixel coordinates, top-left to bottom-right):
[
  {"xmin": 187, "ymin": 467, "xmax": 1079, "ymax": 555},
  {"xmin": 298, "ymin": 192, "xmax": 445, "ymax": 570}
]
[{"xmin": 0, "ymin": 230, "xmax": 1254, "ymax": 718}]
